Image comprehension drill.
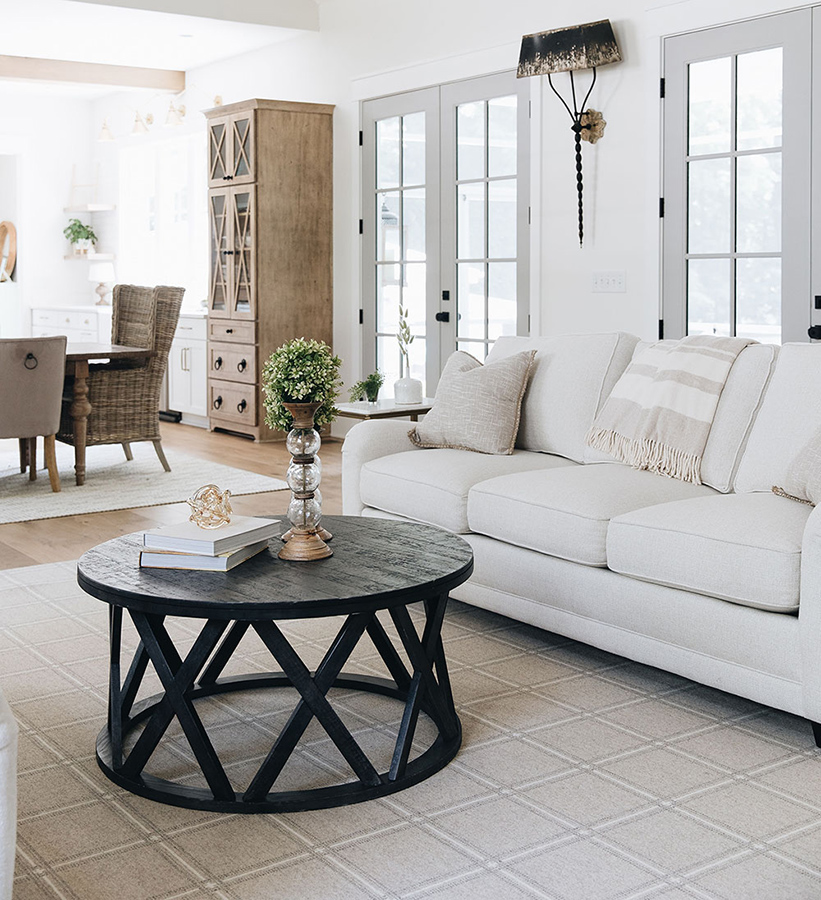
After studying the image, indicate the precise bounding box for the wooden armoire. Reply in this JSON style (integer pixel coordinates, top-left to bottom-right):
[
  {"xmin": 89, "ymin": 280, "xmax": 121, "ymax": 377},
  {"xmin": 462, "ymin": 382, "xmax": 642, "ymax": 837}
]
[{"xmin": 205, "ymin": 98, "xmax": 334, "ymax": 441}]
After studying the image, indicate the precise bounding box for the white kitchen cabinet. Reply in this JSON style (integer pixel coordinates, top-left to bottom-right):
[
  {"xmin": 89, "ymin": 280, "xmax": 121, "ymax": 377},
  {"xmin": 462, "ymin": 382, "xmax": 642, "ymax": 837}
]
[
  {"xmin": 167, "ymin": 313, "xmax": 208, "ymax": 425},
  {"xmin": 30, "ymin": 306, "xmax": 112, "ymax": 343}
]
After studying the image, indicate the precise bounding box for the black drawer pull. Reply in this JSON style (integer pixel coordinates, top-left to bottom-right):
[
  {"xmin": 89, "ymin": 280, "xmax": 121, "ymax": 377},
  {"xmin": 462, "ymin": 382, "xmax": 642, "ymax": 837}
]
[
  {"xmin": 237, "ymin": 358, "xmax": 247, "ymax": 373},
  {"xmin": 213, "ymin": 396, "xmax": 223, "ymax": 409},
  {"xmin": 237, "ymin": 399, "xmax": 247, "ymax": 413},
  {"xmin": 214, "ymin": 356, "xmax": 223, "ymax": 370},
  {"xmin": 225, "ymin": 328, "xmax": 233, "ymax": 334},
  {"xmin": 24, "ymin": 352, "xmax": 38, "ymax": 370}
]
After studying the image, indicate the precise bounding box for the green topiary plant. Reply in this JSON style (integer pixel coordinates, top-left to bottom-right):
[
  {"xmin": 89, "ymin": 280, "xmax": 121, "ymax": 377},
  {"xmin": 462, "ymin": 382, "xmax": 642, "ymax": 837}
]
[
  {"xmin": 261, "ymin": 337, "xmax": 342, "ymax": 432},
  {"xmin": 349, "ymin": 370, "xmax": 384, "ymax": 403},
  {"xmin": 62, "ymin": 218, "xmax": 98, "ymax": 245}
]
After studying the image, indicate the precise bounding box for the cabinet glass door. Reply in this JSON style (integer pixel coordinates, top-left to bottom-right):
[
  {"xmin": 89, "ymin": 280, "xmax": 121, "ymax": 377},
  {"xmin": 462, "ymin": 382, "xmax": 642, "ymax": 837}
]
[
  {"xmin": 208, "ymin": 120, "xmax": 229, "ymax": 187},
  {"xmin": 230, "ymin": 188, "xmax": 255, "ymax": 318},
  {"xmin": 230, "ymin": 114, "xmax": 255, "ymax": 184},
  {"xmin": 208, "ymin": 190, "xmax": 229, "ymax": 317}
]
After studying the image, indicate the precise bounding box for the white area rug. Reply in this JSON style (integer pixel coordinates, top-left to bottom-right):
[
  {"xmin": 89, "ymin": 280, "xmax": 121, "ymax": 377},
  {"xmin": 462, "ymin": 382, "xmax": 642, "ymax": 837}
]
[{"xmin": 0, "ymin": 440, "xmax": 287, "ymax": 524}]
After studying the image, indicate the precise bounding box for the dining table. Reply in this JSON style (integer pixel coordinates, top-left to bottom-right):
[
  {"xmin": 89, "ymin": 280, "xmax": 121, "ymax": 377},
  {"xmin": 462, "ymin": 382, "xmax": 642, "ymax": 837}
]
[{"xmin": 65, "ymin": 343, "xmax": 154, "ymax": 486}]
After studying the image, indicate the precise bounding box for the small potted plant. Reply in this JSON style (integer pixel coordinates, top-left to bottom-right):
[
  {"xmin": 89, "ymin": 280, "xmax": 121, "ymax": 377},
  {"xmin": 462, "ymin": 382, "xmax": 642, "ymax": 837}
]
[
  {"xmin": 63, "ymin": 218, "xmax": 98, "ymax": 255},
  {"xmin": 349, "ymin": 370, "xmax": 384, "ymax": 403},
  {"xmin": 394, "ymin": 304, "xmax": 423, "ymax": 404}
]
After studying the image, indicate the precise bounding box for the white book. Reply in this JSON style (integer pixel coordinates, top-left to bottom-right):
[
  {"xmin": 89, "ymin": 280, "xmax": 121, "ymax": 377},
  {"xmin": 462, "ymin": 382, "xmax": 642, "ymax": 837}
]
[
  {"xmin": 139, "ymin": 540, "xmax": 270, "ymax": 572},
  {"xmin": 142, "ymin": 516, "xmax": 280, "ymax": 556}
]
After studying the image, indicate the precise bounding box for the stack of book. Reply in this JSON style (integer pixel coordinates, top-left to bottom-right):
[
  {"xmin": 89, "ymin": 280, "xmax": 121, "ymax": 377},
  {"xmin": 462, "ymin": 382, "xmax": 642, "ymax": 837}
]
[{"xmin": 140, "ymin": 516, "xmax": 280, "ymax": 571}]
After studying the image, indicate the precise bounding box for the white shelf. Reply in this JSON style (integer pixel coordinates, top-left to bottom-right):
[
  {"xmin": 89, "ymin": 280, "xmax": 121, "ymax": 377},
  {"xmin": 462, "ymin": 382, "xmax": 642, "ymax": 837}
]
[
  {"xmin": 63, "ymin": 204, "xmax": 116, "ymax": 213},
  {"xmin": 63, "ymin": 252, "xmax": 115, "ymax": 260}
]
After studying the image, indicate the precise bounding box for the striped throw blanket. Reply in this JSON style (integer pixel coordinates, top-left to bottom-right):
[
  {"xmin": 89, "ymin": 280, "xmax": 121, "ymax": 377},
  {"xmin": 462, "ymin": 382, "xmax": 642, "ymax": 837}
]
[{"xmin": 586, "ymin": 335, "xmax": 755, "ymax": 484}]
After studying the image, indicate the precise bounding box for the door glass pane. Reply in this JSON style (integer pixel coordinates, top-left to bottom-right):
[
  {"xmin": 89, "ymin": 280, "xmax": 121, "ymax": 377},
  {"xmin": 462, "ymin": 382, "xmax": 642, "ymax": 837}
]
[
  {"xmin": 376, "ymin": 264, "xmax": 401, "ymax": 333},
  {"xmin": 737, "ymin": 48, "xmax": 783, "ymax": 151},
  {"xmin": 377, "ymin": 193, "xmax": 400, "ymax": 262},
  {"xmin": 404, "ymin": 262, "xmax": 427, "ymax": 328},
  {"xmin": 688, "ymin": 158, "xmax": 731, "ymax": 253},
  {"xmin": 377, "ymin": 118, "xmax": 400, "ymax": 188},
  {"xmin": 736, "ymin": 154, "xmax": 782, "ymax": 252},
  {"xmin": 457, "ymin": 262, "xmax": 486, "ymax": 339},
  {"xmin": 232, "ymin": 191, "xmax": 252, "ymax": 313},
  {"xmin": 209, "ymin": 193, "xmax": 227, "ymax": 311},
  {"xmin": 376, "ymin": 335, "xmax": 401, "ymax": 398},
  {"xmin": 209, "ymin": 123, "xmax": 226, "ymax": 181},
  {"xmin": 488, "ymin": 96, "xmax": 517, "ymax": 177},
  {"xmin": 488, "ymin": 179, "xmax": 517, "ymax": 259},
  {"xmin": 736, "ymin": 257, "xmax": 781, "ymax": 343},
  {"xmin": 458, "ymin": 182, "xmax": 485, "ymax": 259},
  {"xmin": 457, "ymin": 341, "xmax": 487, "ymax": 361},
  {"xmin": 233, "ymin": 118, "xmax": 251, "ymax": 178},
  {"xmin": 488, "ymin": 262, "xmax": 517, "ymax": 341},
  {"xmin": 403, "ymin": 188, "xmax": 426, "ymax": 260},
  {"xmin": 457, "ymin": 101, "xmax": 485, "ymax": 181},
  {"xmin": 402, "ymin": 112, "xmax": 425, "ymax": 186},
  {"xmin": 688, "ymin": 258, "xmax": 731, "ymax": 336},
  {"xmin": 688, "ymin": 57, "xmax": 732, "ymax": 155},
  {"xmin": 407, "ymin": 336, "xmax": 426, "ymax": 385}
]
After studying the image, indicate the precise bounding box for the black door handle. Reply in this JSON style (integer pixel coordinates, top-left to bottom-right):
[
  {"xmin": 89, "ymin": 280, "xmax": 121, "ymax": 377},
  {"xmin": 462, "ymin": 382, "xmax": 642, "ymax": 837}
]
[
  {"xmin": 809, "ymin": 326, "xmax": 821, "ymax": 340},
  {"xmin": 435, "ymin": 311, "xmax": 450, "ymax": 322}
]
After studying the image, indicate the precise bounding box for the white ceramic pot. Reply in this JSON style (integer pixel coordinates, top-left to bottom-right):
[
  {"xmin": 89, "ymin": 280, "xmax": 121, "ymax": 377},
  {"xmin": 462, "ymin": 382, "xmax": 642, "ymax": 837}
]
[
  {"xmin": 394, "ymin": 376, "xmax": 423, "ymax": 404},
  {"xmin": 73, "ymin": 239, "xmax": 92, "ymax": 255}
]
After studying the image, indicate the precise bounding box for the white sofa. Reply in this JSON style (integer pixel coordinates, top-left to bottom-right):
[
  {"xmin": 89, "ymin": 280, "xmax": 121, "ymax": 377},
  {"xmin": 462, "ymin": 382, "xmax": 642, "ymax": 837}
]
[
  {"xmin": 342, "ymin": 332, "xmax": 821, "ymax": 743},
  {"xmin": 0, "ymin": 687, "xmax": 17, "ymax": 900}
]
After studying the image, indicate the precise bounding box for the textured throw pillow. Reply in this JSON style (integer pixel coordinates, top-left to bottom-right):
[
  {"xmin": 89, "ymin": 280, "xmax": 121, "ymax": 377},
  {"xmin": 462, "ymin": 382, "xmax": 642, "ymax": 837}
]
[
  {"xmin": 409, "ymin": 349, "xmax": 536, "ymax": 455},
  {"xmin": 773, "ymin": 424, "xmax": 821, "ymax": 506}
]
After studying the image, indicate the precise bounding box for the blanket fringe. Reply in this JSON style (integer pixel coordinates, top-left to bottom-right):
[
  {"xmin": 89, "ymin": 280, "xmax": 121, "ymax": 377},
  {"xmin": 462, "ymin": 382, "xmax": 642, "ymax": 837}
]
[{"xmin": 586, "ymin": 427, "xmax": 703, "ymax": 484}]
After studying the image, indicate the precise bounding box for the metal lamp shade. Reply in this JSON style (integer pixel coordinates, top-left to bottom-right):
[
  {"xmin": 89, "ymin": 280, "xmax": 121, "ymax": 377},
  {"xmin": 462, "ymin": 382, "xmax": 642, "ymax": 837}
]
[{"xmin": 517, "ymin": 19, "xmax": 622, "ymax": 77}]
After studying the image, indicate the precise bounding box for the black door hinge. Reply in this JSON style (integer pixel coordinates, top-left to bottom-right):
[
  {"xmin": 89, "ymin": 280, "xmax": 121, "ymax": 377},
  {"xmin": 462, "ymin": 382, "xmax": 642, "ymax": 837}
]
[
  {"xmin": 359, "ymin": 308, "xmax": 364, "ymax": 325},
  {"xmin": 359, "ymin": 219, "xmax": 363, "ymax": 234},
  {"xmin": 358, "ymin": 130, "xmax": 363, "ymax": 146},
  {"xmin": 659, "ymin": 198, "xmax": 665, "ymax": 218},
  {"xmin": 660, "ymin": 78, "xmax": 665, "ymax": 99},
  {"xmin": 658, "ymin": 319, "xmax": 665, "ymax": 339}
]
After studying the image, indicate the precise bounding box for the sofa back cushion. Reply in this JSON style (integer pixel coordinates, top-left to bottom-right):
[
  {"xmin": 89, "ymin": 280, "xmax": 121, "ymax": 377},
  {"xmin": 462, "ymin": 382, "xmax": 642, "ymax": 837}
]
[
  {"xmin": 589, "ymin": 339, "xmax": 777, "ymax": 492},
  {"xmin": 485, "ymin": 332, "xmax": 639, "ymax": 463},
  {"xmin": 735, "ymin": 343, "xmax": 821, "ymax": 493}
]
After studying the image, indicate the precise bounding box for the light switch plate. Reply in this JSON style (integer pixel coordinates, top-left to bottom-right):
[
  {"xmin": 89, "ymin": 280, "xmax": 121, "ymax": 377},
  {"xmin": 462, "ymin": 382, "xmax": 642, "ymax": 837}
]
[{"xmin": 592, "ymin": 271, "xmax": 626, "ymax": 293}]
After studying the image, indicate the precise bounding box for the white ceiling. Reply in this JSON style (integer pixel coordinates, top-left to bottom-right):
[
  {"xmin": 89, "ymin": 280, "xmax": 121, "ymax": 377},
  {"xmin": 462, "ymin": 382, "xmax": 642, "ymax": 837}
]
[{"xmin": 0, "ymin": 0, "xmax": 311, "ymax": 96}]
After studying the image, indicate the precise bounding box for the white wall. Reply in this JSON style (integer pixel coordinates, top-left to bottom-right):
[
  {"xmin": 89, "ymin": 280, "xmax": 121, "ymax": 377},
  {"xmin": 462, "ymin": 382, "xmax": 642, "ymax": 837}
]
[{"xmin": 0, "ymin": 89, "xmax": 97, "ymax": 325}]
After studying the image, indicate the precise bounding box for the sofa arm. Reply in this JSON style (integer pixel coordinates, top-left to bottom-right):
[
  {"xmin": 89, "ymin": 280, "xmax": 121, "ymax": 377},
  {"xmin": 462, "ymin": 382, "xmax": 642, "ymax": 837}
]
[
  {"xmin": 341, "ymin": 419, "xmax": 422, "ymax": 515},
  {"xmin": 0, "ymin": 689, "xmax": 18, "ymax": 900}
]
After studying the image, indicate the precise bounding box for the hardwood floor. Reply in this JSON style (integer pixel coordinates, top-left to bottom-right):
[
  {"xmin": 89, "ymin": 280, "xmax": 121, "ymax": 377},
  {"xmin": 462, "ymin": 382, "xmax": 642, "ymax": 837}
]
[{"xmin": 0, "ymin": 423, "xmax": 343, "ymax": 570}]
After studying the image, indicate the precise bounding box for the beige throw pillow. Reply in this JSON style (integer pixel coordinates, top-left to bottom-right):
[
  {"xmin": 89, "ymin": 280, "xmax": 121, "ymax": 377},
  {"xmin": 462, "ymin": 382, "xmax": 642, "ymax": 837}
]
[
  {"xmin": 773, "ymin": 424, "xmax": 821, "ymax": 506},
  {"xmin": 409, "ymin": 349, "xmax": 536, "ymax": 455}
]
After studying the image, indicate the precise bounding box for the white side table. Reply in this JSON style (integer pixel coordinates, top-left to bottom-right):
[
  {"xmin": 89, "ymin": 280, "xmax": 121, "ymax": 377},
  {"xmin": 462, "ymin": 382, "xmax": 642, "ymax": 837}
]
[{"xmin": 335, "ymin": 398, "xmax": 435, "ymax": 422}]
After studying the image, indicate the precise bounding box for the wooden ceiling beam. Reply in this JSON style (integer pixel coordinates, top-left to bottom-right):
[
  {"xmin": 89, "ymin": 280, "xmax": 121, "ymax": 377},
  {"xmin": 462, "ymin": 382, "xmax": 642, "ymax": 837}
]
[{"xmin": 0, "ymin": 55, "xmax": 184, "ymax": 91}]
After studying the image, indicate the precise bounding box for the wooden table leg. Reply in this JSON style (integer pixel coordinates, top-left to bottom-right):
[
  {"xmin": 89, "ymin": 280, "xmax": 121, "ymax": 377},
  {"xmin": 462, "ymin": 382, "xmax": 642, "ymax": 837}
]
[{"xmin": 69, "ymin": 360, "xmax": 91, "ymax": 486}]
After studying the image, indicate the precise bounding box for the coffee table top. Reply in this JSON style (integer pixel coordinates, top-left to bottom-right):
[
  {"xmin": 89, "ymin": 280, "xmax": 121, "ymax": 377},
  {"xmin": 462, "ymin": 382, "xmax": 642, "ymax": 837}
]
[{"xmin": 77, "ymin": 516, "xmax": 473, "ymax": 620}]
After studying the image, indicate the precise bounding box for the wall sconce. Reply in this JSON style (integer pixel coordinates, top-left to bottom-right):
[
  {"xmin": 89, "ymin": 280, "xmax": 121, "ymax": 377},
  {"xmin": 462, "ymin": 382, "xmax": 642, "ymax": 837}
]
[
  {"xmin": 518, "ymin": 19, "xmax": 622, "ymax": 247},
  {"xmin": 165, "ymin": 100, "xmax": 186, "ymax": 127},
  {"xmin": 132, "ymin": 111, "xmax": 154, "ymax": 135}
]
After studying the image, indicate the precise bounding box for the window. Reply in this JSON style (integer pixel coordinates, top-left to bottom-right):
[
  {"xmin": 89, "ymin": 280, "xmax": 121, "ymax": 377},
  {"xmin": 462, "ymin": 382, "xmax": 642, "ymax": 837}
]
[
  {"xmin": 119, "ymin": 133, "xmax": 208, "ymax": 309},
  {"xmin": 362, "ymin": 72, "xmax": 529, "ymax": 396},
  {"xmin": 662, "ymin": 10, "xmax": 812, "ymax": 344}
]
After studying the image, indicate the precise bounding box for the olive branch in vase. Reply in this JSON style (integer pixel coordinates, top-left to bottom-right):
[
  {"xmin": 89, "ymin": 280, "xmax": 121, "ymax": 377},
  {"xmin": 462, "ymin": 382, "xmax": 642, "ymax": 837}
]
[{"xmin": 397, "ymin": 305, "xmax": 414, "ymax": 378}]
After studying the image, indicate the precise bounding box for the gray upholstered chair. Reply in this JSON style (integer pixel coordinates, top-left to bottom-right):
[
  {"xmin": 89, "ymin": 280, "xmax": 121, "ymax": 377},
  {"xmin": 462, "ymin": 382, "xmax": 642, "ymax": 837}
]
[
  {"xmin": 0, "ymin": 335, "xmax": 67, "ymax": 492},
  {"xmin": 57, "ymin": 284, "xmax": 184, "ymax": 471}
]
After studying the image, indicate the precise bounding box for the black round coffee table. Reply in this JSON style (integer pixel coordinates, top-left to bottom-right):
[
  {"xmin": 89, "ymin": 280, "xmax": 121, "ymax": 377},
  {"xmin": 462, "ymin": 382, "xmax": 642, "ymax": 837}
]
[{"xmin": 77, "ymin": 516, "xmax": 473, "ymax": 813}]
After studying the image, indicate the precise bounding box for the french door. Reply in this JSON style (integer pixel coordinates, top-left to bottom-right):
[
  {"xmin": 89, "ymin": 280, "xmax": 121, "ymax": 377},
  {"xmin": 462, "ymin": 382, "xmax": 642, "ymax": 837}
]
[
  {"xmin": 361, "ymin": 72, "xmax": 529, "ymax": 396},
  {"xmin": 662, "ymin": 9, "xmax": 813, "ymax": 344}
]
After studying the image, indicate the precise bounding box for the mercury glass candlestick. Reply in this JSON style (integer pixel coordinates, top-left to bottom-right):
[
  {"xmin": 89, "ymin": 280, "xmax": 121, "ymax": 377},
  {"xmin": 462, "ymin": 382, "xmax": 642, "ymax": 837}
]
[{"xmin": 279, "ymin": 401, "xmax": 332, "ymax": 561}]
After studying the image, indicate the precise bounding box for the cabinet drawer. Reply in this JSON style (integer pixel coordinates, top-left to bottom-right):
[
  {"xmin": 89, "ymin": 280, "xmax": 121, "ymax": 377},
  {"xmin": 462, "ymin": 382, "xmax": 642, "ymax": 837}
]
[
  {"xmin": 209, "ymin": 379, "xmax": 257, "ymax": 425},
  {"xmin": 175, "ymin": 316, "xmax": 207, "ymax": 342},
  {"xmin": 209, "ymin": 342, "xmax": 256, "ymax": 384},
  {"xmin": 33, "ymin": 309, "xmax": 81, "ymax": 330},
  {"xmin": 209, "ymin": 320, "xmax": 256, "ymax": 343}
]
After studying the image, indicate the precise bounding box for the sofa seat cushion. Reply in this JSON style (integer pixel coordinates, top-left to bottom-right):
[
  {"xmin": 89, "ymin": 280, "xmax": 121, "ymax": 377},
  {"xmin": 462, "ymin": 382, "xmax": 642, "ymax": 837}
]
[
  {"xmin": 360, "ymin": 449, "xmax": 575, "ymax": 533},
  {"xmin": 606, "ymin": 493, "xmax": 812, "ymax": 612},
  {"xmin": 467, "ymin": 464, "xmax": 716, "ymax": 567}
]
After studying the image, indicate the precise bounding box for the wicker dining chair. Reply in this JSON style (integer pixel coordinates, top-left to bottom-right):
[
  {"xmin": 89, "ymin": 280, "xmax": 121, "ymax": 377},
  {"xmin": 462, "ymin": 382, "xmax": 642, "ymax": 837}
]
[
  {"xmin": 57, "ymin": 284, "xmax": 185, "ymax": 472},
  {"xmin": 0, "ymin": 335, "xmax": 67, "ymax": 492}
]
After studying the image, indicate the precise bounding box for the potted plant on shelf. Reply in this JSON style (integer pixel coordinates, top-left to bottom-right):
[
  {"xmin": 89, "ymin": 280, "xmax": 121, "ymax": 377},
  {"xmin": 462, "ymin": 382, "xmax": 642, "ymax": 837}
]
[
  {"xmin": 394, "ymin": 304, "xmax": 423, "ymax": 404},
  {"xmin": 349, "ymin": 370, "xmax": 384, "ymax": 403},
  {"xmin": 63, "ymin": 218, "xmax": 98, "ymax": 256},
  {"xmin": 261, "ymin": 337, "xmax": 342, "ymax": 561}
]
